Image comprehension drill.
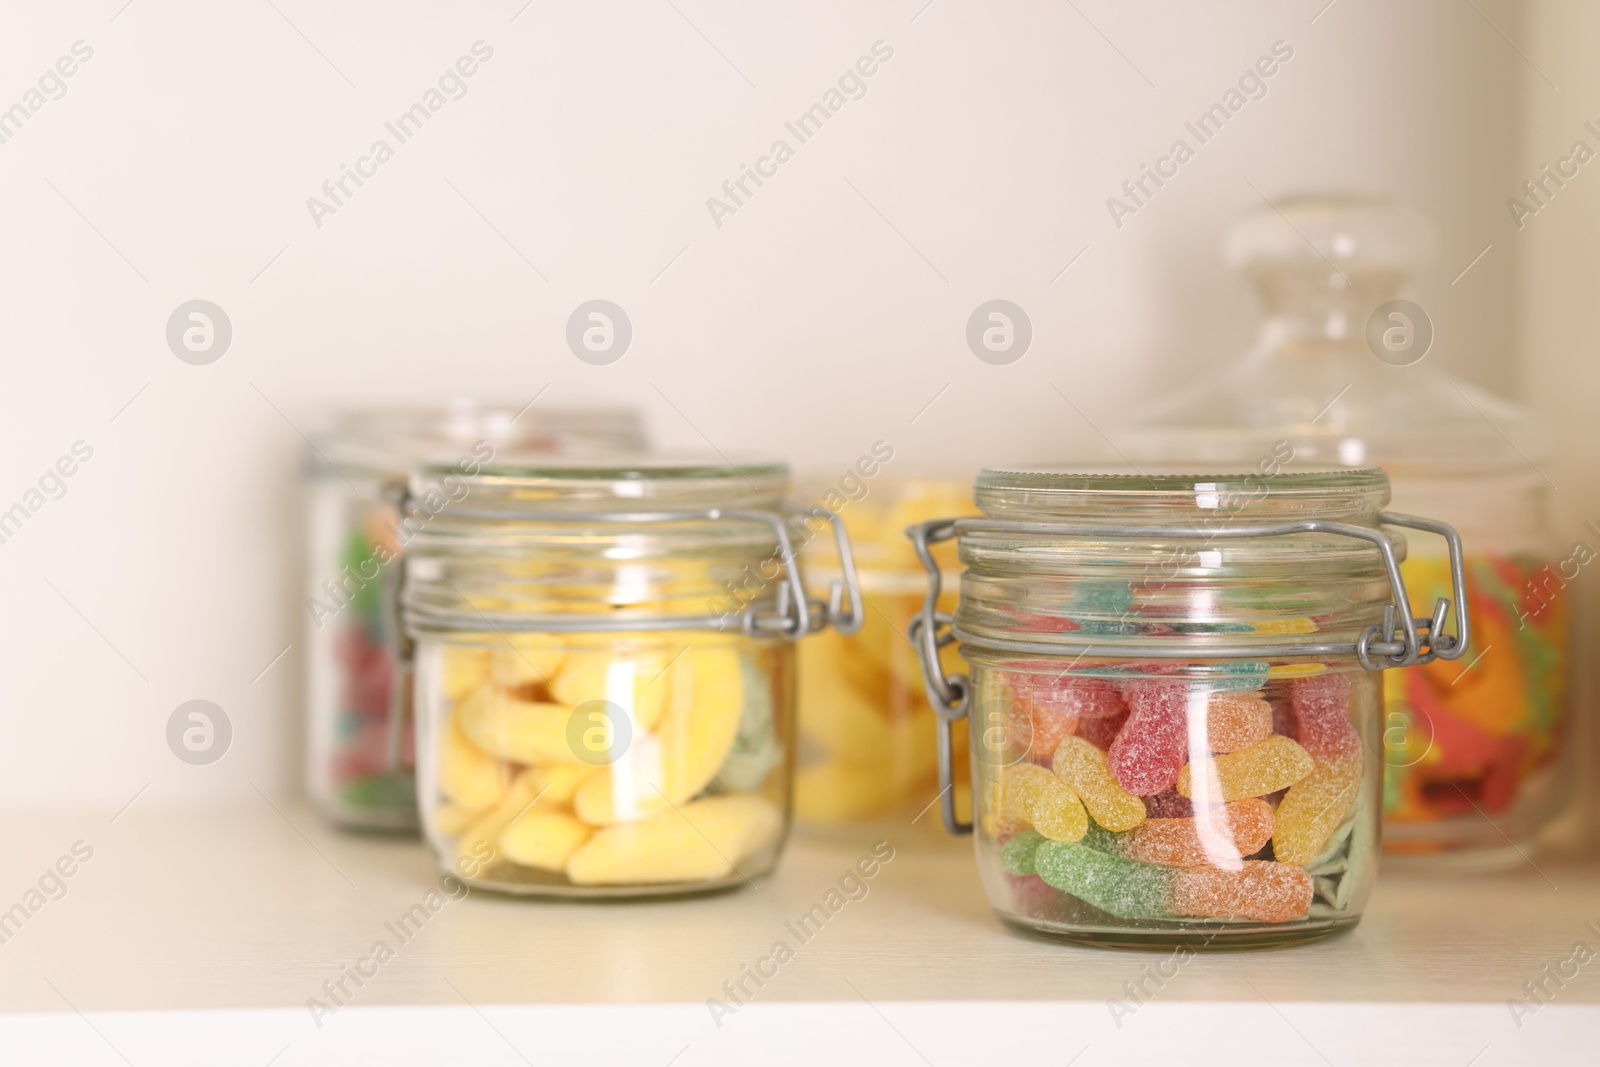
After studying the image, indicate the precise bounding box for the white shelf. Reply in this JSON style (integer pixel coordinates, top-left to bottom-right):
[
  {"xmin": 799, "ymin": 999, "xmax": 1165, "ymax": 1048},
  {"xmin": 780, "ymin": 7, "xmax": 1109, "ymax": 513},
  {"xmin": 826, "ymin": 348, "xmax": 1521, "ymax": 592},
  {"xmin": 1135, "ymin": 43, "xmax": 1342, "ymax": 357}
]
[{"xmin": 2, "ymin": 804, "xmax": 1595, "ymax": 1065}]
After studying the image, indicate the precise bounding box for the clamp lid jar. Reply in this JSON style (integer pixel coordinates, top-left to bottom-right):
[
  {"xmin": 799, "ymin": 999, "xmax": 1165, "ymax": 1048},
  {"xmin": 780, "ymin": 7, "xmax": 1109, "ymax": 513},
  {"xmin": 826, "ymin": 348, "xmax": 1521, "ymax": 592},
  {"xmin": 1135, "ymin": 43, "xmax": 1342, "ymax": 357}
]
[
  {"xmin": 402, "ymin": 456, "xmax": 861, "ymax": 897},
  {"xmin": 302, "ymin": 402, "xmax": 645, "ymax": 832},
  {"xmin": 909, "ymin": 466, "xmax": 1469, "ymax": 947}
]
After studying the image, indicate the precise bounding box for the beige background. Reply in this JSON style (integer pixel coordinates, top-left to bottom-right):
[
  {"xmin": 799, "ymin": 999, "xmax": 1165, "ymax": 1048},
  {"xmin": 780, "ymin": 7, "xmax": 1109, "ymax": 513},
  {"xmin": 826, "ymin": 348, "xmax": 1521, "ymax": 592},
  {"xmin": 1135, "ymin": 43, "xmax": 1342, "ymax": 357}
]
[{"xmin": 1, "ymin": 0, "xmax": 1583, "ymax": 813}]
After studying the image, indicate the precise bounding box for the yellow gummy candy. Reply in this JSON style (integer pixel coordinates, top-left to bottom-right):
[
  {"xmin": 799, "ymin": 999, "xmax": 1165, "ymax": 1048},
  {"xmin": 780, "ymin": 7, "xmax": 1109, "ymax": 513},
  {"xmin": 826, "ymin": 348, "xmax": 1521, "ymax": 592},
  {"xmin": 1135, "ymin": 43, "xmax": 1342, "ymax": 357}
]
[
  {"xmin": 1178, "ymin": 735, "xmax": 1314, "ymax": 802},
  {"xmin": 524, "ymin": 763, "xmax": 600, "ymax": 805},
  {"xmin": 551, "ymin": 647, "xmax": 668, "ymax": 732},
  {"xmin": 573, "ymin": 645, "xmax": 745, "ymax": 825},
  {"xmin": 1001, "ymin": 763, "xmax": 1088, "ymax": 842},
  {"xmin": 565, "ymin": 794, "xmax": 782, "ymax": 886},
  {"xmin": 797, "ymin": 632, "xmax": 894, "ymax": 760},
  {"xmin": 451, "ymin": 767, "xmax": 554, "ymax": 871},
  {"xmin": 456, "ymin": 684, "xmax": 581, "ymax": 765},
  {"xmin": 438, "ymin": 713, "xmax": 510, "ymax": 812},
  {"xmin": 490, "ymin": 635, "xmax": 566, "ymax": 690},
  {"xmin": 796, "ymin": 760, "xmax": 902, "ymax": 822},
  {"xmin": 441, "ymin": 645, "xmax": 491, "ymax": 701},
  {"xmin": 498, "ymin": 809, "xmax": 594, "ymax": 872},
  {"xmin": 1271, "ymin": 756, "xmax": 1363, "ymax": 865},
  {"xmin": 1051, "ymin": 736, "xmax": 1147, "ymax": 832},
  {"xmin": 434, "ymin": 802, "xmax": 478, "ymax": 836}
]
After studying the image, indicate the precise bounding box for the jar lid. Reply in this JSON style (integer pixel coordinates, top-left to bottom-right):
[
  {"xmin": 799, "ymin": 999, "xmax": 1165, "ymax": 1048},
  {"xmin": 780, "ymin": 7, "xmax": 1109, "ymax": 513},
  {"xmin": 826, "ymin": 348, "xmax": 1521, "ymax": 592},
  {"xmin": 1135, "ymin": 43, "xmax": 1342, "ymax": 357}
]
[
  {"xmin": 412, "ymin": 454, "xmax": 789, "ymax": 518},
  {"xmin": 1224, "ymin": 196, "xmax": 1435, "ymax": 275},
  {"xmin": 976, "ymin": 464, "xmax": 1390, "ymax": 525},
  {"xmin": 941, "ymin": 465, "xmax": 1442, "ymax": 666},
  {"xmin": 308, "ymin": 401, "xmax": 647, "ymax": 480}
]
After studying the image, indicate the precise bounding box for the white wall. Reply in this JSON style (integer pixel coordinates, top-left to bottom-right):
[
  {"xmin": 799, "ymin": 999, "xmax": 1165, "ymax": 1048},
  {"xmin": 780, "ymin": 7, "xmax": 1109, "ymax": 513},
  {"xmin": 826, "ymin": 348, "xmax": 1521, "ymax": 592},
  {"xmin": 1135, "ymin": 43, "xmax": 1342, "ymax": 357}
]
[{"xmin": 0, "ymin": 0, "xmax": 1523, "ymax": 805}]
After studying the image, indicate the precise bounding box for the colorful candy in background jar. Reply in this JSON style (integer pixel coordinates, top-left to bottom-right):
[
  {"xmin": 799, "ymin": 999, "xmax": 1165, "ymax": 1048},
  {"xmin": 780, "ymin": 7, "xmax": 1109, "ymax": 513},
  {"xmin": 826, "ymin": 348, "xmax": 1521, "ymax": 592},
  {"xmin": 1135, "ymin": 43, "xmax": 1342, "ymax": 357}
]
[
  {"xmin": 322, "ymin": 509, "xmax": 418, "ymax": 816},
  {"xmin": 990, "ymin": 664, "xmax": 1370, "ymax": 932},
  {"xmin": 1380, "ymin": 553, "xmax": 1571, "ymax": 855},
  {"xmin": 423, "ymin": 634, "xmax": 787, "ymax": 891},
  {"xmin": 795, "ymin": 480, "xmax": 978, "ymax": 824}
]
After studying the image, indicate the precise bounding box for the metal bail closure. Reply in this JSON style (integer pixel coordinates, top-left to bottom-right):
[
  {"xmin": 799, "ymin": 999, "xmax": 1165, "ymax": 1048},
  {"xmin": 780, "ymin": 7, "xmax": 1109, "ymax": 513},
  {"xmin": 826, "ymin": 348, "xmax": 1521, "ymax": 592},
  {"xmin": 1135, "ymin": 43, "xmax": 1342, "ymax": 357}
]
[
  {"xmin": 908, "ymin": 518, "xmax": 972, "ymax": 835},
  {"xmin": 400, "ymin": 497, "xmax": 863, "ymax": 640}
]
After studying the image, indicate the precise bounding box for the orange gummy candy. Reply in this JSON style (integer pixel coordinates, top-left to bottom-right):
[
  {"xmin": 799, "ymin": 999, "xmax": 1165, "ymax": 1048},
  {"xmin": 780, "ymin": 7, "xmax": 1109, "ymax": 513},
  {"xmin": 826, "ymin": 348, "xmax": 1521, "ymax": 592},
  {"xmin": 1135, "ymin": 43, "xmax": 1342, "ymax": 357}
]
[
  {"xmin": 1171, "ymin": 860, "xmax": 1313, "ymax": 923},
  {"xmin": 1204, "ymin": 692, "xmax": 1273, "ymax": 754},
  {"xmin": 1118, "ymin": 797, "xmax": 1275, "ymax": 867}
]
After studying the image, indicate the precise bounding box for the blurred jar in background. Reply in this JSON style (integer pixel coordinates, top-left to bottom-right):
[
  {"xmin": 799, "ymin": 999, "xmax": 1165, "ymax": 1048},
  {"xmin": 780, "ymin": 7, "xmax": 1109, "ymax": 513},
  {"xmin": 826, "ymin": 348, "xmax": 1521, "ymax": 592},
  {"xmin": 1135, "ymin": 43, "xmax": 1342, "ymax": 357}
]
[
  {"xmin": 796, "ymin": 479, "xmax": 979, "ymax": 826},
  {"xmin": 1120, "ymin": 198, "xmax": 1572, "ymax": 866},
  {"xmin": 302, "ymin": 402, "xmax": 645, "ymax": 831}
]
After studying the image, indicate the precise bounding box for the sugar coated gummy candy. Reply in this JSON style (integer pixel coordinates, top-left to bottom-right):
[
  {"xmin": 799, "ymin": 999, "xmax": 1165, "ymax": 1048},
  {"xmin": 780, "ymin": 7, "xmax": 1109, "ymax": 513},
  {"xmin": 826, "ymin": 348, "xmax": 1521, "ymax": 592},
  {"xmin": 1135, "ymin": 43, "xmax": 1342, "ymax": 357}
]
[
  {"xmin": 1000, "ymin": 828, "xmax": 1045, "ymax": 876},
  {"xmin": 1114, "ymin": 798, "xmax": 1275, "ymax": 868},
  {"xmin": 1272, "ymin": 755, "xmax": 1363, "ymax": 865},
  {"xmin": 1142, "ymin": 789, "xmax": 1197, "ymax": 819},
  {"xmin": 1001, "ymin": 763, "xmax": 1088, "ymax": 842},
  {"xmin": 1051, "ymin": 736, "xmax": 1146, "ymax": 832},
  {"xmin": 565, "ymin": 794, "xmax": 781, "ymax": 886},
  {"xmin": 1177, "ymin": 734, "xmax": 1314, "ymax": 802},
  {"xmin": 1170, "ymin": 861, "xmax": 1313, "ymax": 923},
  {"xmin": 1107, "ymin": 680, "xmax": 1191, "ymax": 795},
  {"xmin": 1203, "ymin": 692, "xmax": 1274, "ymax": 754},
  {"xmin": 573, "ymin": 645, "xmax": 745, "ymax": 824},
  {"xmin": 1290, "ymin": 671, "xmax": 1361, "ymax": 760},
  {"xmin": 1033, "ymin": 840, "xmax": 1175, "ymax": 920},
  {"xmin": 1078, "ymin": 706, "xmax": 1129, "ymax": 750}
]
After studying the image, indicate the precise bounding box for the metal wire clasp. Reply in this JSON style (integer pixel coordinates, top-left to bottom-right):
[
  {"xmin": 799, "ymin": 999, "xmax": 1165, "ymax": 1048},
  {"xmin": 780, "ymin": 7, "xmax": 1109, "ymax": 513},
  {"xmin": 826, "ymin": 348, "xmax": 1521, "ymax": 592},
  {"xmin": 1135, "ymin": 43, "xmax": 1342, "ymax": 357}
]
[{"xmin": 907, "ymin": 519, "xmax": 972, "ymax": 835}]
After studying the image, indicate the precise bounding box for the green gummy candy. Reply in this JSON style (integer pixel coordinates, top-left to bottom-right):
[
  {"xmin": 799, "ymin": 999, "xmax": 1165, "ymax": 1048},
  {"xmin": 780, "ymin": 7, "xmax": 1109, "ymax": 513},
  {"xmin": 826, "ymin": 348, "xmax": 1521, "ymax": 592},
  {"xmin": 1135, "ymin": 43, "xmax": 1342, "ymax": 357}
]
[
  {"xmin": 1033, "ymin": 841, "xmax": 1175, "ymax": 920},
  {"xmin": 1000, "ymin": 830, "xmax": 1045, "ymax": 876},
  {"xmin": 1079, "ymin": 822, "xmax": 1122, "ymax": 856}
]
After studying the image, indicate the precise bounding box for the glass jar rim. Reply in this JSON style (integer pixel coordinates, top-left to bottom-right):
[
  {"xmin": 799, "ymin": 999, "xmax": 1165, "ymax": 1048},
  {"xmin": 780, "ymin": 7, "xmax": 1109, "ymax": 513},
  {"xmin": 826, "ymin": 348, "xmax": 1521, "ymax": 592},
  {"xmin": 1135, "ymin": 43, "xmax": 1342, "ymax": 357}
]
[
  {"xmin": 974, "ymin": 465, "xmax": 1390, "ymax": 523},
  {"xmin": 412, "ymin": 453, "xmax": 790, "ymax": 515},
  {"xmin": 307, "ymin": 401, "xmax": 646, "ymax": 479}
]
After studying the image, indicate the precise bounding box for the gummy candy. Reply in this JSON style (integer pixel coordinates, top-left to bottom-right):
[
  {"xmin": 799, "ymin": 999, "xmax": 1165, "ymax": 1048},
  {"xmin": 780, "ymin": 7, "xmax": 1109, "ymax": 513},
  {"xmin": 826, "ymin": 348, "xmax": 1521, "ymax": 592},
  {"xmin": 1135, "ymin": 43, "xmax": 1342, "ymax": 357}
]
[
  {"xmin": 566, "ymin": 795, "xmax": 781, "ymax": 885},
  {"xmin": 456, "ymin": 684, "xmax": 580, "ymax": 765},
  {"xmin": 1108, "ymin": 680, "xmax": 1190, "ymax": 795},
  {"xmin": 498, "ymin": 809, "xmax": 593, "ymax": 872},
  {"xmin": 1169, "ymin": 861, "xmax": 1313, "ymax": 923},
  {"xmin": 1078, "ymin": 706, "xmax": 1129, "ymax": 750},
  {"xmin": 1000, "ymin": 828, "xmax": 1045, "ymax": 876},
  {"xmin": 1203, "ymin": 693, "xmax": 1273, "ymax": 754},
  {"xmin": 1051, "ymin": 736, "xmax": 1146, "ymax": 832},
  {"xmin": 1290, "ymin": 672, "xmax": 1360, "ymax": 760},
  {"xmin": 1142, "ymin": 789, "xmax": 1197, "ymax": 819},
  {"xmin": 1177, "ymin": 735, "xmax": 1314, "ymax": 802},
  {"xmin": 1001, "ymin": 763, "xmax": 1088, "ymax": 842},
  {"xmin": 1033, "ymin": 840, "xmax": 1175, "ymax": 919},
  {"xmin": 573, "ymin": 645, "xmax": 745, "ymax": 824},
  {"xmin": 439, "ymin": 712, "xmax": 511, "ymax": 812},
  {"xmin": 1115, "ymin": 798, "xmax": 1275, "ymax": 868},
  {"xmin": 1272, "ymin": 756, "xmax": 1363, "ymax": 865}
]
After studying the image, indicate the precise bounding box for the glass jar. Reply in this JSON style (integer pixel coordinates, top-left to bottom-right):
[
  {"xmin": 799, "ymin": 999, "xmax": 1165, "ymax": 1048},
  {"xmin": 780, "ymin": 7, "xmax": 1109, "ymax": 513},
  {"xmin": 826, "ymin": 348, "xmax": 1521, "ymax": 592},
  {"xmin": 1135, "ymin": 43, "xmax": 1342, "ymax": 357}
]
[
  {"xmin": 401, "ymin": 457, "xmax": 861, "ymax": 897},
  {"xmin": 909, "ymin": 466, "xmax": 1469, "ymax": 948},
  {"xmin": 795, "ymin": 479, "xmax": 978, "ymax": 825},
  {"xmin": 303, "ymin": 403, "xmax": 645, "ymax": 831},
  {"xmin": 1119, "ymin": 198, "xmax": 1571, "ymax": 866}
]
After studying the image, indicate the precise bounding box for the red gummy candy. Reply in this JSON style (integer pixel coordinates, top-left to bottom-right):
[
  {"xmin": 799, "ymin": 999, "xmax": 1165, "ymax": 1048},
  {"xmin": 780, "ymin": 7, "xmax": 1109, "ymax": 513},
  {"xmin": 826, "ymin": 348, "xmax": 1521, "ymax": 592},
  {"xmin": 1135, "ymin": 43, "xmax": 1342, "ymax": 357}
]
[
  {"xmin": 1143, "ymin": 789, "xmax": 1196, "ymax": 819},
  {"xmin": 1107, "ymin": 680, "xmax": 1190, "ymax": 796},
  {"xmin": 1079, "ymin": 707, "xmax": 1129, "ymax": 750},
  {"xmin": 1290, "ymin": 672, "xmax": 1360, "ymax": 760},
  {"xmin": 1011, "ymin": 676, "xmax": 1126, "ymax": 764}
]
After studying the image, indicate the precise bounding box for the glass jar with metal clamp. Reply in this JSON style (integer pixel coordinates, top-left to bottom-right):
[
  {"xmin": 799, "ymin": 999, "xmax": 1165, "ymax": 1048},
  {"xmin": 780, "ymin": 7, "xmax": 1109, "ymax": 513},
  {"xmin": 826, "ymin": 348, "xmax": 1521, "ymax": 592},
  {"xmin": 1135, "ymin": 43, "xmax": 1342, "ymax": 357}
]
[
  {"xmin": 302, "ymin": 402, "xmax": 645, "ymax": 832},
  {"xmin": 908, "ymin": 466, "xmax": 1469, "ymax": 947},
  {"xmin": 402, "ymin": 456, "xmax": 862, "ymax": 897}
]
